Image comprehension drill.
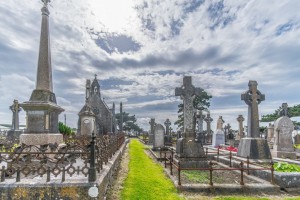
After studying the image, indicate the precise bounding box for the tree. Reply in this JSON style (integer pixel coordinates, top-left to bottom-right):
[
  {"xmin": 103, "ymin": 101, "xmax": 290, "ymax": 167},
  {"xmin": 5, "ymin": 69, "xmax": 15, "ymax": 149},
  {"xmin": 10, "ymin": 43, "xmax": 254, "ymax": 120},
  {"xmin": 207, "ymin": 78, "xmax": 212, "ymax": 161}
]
[
  {"xmin": 175, "ymin": 90, "xmax": 212, "ymax": 130},
  {"xmin": 261, "ymin": 104, "xmax": 300, "ymax": 122},
  {"xmin": 58, "ymin": 122, "xmax": 74, "ymax": 136},
  {"xmin": 115, "ymin": 112, "xmax": 143, "ymax": 133}
]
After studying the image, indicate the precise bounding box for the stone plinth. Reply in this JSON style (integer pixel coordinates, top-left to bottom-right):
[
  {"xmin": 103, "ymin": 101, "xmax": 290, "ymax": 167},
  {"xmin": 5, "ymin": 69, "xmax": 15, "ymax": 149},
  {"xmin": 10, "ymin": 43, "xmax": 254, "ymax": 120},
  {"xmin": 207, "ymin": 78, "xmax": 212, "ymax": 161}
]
[
  {"xmin": 164, "ymin": 135, "xmax": 172, "ymax": 146},
  {"xmin": 20, "ymin": 133, "xmax": 63, "ymax": 145},
  {"xmin": 212, "ymin": 129, "xmax": 225, "ymax": 147},
  {"xmin": 148, "ymin": 134, "xmax": 154, "ymax": 144},
  {"xmin": 237, "ymin": 138, "xmax": 272, "ymax": 159},
  {"xmin": 176, "ymin": 136, "xmax": 205, "ymax": 158}
]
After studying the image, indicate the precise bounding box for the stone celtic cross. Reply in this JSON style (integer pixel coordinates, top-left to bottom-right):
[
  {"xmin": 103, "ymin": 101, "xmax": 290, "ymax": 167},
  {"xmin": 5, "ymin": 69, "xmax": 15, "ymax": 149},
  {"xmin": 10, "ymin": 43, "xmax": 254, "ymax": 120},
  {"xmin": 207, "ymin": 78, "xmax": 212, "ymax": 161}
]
[
  {"xmin": 175, "ymin": 76, "xmax": 203, "ymax": 133},
  {"xmin": 164, "ymin": 119, "xmax": 171, "ymax": 135},
  {"xmin": 241, "ymin": 80, "xmax": 265, "ymax": 138},
  {"xmin": 237, "ymin": 115, "xmax": 245, "ymax": 138},
  {"xmin": 9, "ymin": 99, "xmax": 21, "ymax": 130},
  {"xmin": 280, "ymin": 103, "xmax": 288, "ymax": 117},
  {"xmin": 149, "ymin": 118, "xmax": 156, "ymax": 135}
]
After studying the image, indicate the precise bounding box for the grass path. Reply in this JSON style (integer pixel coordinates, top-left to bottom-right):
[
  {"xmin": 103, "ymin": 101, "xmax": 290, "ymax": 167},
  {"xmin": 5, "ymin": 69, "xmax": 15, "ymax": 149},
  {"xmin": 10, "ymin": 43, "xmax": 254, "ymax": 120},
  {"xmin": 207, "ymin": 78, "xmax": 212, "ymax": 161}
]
[{"xmin": 120, "ymin": 139, "xmax": 182, "ymax": 200}]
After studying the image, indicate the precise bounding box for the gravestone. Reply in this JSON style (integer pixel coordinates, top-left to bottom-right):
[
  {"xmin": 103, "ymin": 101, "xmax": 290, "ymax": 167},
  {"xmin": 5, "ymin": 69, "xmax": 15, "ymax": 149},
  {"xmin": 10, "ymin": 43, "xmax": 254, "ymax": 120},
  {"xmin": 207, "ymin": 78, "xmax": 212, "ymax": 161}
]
[
  {"xmin": 272, "ymin": 103, "xmax": 296, "ymax": 159},
  {"xmin": 267, "ymin": 123, "xmax": 275, "ymax": 143},
  {"xmin": 175, "ymin": 76, "xmax": 206, "ymax": 168},
  {"xmin": 164, "ymin": 119, "xmax": 172, "ymax": 145},
  {"xmin": 153, "ymin": 124, "xmax": 165, "ymax": 150},
  {"xmin": 237, "ymin": 81, "xmax": 271, "ymax": 159},
  {"xmin": 20, "ymin": 1, "xmax": 64, "ymax": 145},
  {"xmin": 195, "ymin": 110, "xmax": 206, "ymax": 144},
  {"xmin": 204, "ymin": 112, "xmax": 213, "ymax": 143},
  {"xmin": 236, "ymin": 115, "xmax": 245, "ymax": 140},
  {"xmin": 148, "ymin": 118, "xmax": 155, "ymax": 144},
  {"xmin": 212, "ymin": 116, "xmax": 225, "ymax": 147},
  {"xmin": 7, "ymin": 99, "xmax": 23, "ymax": 139},
  {"xmin": 224, "ymin": 123, "xmax": 231, "ymax": 144},
  {"xmin": 294, "ymin": 134, "xmax": 300, "ymax": 145}
]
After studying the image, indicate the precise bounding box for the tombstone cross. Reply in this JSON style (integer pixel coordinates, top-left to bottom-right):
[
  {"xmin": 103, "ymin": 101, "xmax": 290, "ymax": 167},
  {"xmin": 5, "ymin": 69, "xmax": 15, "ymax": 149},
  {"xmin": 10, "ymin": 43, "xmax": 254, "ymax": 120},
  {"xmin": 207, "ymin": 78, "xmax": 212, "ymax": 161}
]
[
  {"xmin": 164, "ymin": 119, "xmax": 171, "ymax": 135},
  {"xmin": 9, "ymin": 99, "xmax": 21, "ymax": 130},
  {"xmin": 237, "ymin": 115, "xmax": 245, "ymax": 138},
  {"xmin": 149, "ymin": 118, "xmax": 156, "ymax": 135},
  {"xmin": 281, "ymin": 103, "xmax": 288, "ymax": 117},
  {"xmin": 241, "ymin": 81, "xmax": 265, "ymax": 138},
  {"xmin": 175, "ymin": 76, "xmax": 203, "ymax": 133},
  {"xmin": 204, "ymin": 113, "xmax": 213, "ymax": 142}
]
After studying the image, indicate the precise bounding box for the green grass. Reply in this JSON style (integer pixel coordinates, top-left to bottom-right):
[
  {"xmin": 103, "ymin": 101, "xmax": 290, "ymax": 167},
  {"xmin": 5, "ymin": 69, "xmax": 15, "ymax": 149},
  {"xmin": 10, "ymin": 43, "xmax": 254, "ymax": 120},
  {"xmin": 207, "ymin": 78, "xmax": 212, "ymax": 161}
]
[
  {"xmin": 121, "ymin": 139, "xmax": 182, "ymax": 200},
  {"xmin": 182, "ymin": 170, "xmax": 223, "ymax": 184}
]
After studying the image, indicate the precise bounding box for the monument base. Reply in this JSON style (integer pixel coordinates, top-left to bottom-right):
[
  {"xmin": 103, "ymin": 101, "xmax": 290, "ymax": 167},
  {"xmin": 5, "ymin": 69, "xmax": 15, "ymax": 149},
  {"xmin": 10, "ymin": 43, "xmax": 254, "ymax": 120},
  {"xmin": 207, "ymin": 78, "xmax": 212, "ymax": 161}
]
[
  {"xmin": 237, "ymin": 138, "xmax": 272, "ymax": 159},
  {"xmin": 176, "ymin": 138, "xmax": 206, "ymax": 158},
  {"xmin": 271, "ymin": 150, "xmax": 296, "ymax": 159},
  {"xmin": 177, "ymin": 157, "xmax": 209, "ymax": 168},
  {"xmin": 20, "ymin": 133, "xmax": 63, "ymax": 145},
  {"xmin": 148, "ymin": 134, "xmax": 154, "ymax": 144},
  {"xmin": 164, "ymin": 135, "xmax": 172, "ymax": 146}
]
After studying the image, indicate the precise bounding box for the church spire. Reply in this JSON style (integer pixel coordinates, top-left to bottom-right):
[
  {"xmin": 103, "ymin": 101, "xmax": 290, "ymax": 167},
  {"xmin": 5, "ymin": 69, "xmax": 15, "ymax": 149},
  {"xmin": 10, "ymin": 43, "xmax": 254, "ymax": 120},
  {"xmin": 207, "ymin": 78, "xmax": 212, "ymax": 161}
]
[{"xmin": 36, "ymin": 0, "xmax": 52, "ymax": 91}]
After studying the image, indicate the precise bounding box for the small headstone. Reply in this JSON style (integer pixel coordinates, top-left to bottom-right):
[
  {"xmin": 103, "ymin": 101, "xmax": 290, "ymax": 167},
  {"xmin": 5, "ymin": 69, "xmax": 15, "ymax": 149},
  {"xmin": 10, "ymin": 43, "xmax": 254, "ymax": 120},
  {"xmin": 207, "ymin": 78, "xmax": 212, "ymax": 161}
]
[
  {"xmin": 267, "ymin": 123, "xmax": 275, "ymax": 143},
  {"xmin": 164, "ymin": 119, "xmax": 172, "ymax": 145},
  {"xmin": 212, "ymin": 116, "xmax": 225, "ymax": 147},
  {"xmin": 294, "ymin": 134, "xmax": 300, "ymax": 145},
  {"xmin": 153, "ymin": 124, "xmax": 165, "ymax": 149},
  {"xmin": 272, "ymin": 112, "xmax": 296, "ymax": 159},
  {"xmin": 236, "ymin": 115, "xmax": 245, "ymax": 140}
]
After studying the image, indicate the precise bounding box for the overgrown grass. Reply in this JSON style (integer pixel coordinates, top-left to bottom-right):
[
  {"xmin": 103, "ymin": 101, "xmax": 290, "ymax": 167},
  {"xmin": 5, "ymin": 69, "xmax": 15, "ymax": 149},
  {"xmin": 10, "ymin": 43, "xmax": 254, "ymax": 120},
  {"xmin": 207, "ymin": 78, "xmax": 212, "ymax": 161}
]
[
  {"xmin": 121, "ymin": 139, "xmax": 182, "ymax": 200},
  {"xmin": 183, "ymin": 170, "xmax": 223, "ymax": 184}
]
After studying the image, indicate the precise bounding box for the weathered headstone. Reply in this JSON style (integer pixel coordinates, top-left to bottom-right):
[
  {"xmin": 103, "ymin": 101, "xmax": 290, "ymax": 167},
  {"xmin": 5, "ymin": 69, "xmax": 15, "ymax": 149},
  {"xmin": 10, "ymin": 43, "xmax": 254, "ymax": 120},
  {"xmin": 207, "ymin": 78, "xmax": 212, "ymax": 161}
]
[
  {"xmin": 212, "ymin": 116, "xmax": 225, "ymax": 147},
  {"xmin": 272, "ymin": 103, "xmax": 296, "ymax": 159},
  {"xmin": 7, "ymin": 100, "xmax": 22, "ymax": 139},
  {"xmin": 237, "ymin": 81, "xmax": 271, "ymax": 159},
  {"xmin": 294, "ymin": 134, "xmax": 300, "ymax": 145},
  {"xmin": 153, "ymin": 124, "xmax": 165, "ymax": 149},
  {"xmin": 175, "ymin": 76, "xmax": 206, "ymax": 168},
  {"xmin": 164, "ymin": 119, "xmax": 172, "ymax": 145},
  {"xmin": 148, "ymin": 118, "xmax": 155, "ymax": 144},
  {"xmin": 236, "ymin": 115, "xmax": 245, "ymax": 140},
  {"xmin": 224, "ymin": 123, "xmax": 231, "ymax": 144},
  {"xmin": 20, "ymin": 1, "xmax": 64, "ymax": 145},
  {"xmin": 204, "ymin": 112, "xmax": 213, "ymax": 143}
]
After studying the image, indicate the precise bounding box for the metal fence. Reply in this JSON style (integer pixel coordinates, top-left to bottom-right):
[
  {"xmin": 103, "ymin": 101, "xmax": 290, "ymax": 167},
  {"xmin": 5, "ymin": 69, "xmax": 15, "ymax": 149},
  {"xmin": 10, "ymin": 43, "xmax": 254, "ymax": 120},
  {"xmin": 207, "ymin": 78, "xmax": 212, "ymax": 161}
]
[
  {"xmin": 0, "ymin": 133, "xmax": 125, "ymax": 183},
  {"xmin": 158, "ymin": 147, "xmax": 274, "ymax": 186}
]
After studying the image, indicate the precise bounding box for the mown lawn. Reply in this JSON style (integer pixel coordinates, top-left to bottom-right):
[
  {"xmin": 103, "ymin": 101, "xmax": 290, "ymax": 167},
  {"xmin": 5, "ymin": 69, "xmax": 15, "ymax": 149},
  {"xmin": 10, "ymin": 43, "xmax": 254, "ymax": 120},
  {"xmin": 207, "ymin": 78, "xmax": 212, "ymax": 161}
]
[{"xmin": 121, "ymin": 139, "xmax": 183, "ymax": 200}]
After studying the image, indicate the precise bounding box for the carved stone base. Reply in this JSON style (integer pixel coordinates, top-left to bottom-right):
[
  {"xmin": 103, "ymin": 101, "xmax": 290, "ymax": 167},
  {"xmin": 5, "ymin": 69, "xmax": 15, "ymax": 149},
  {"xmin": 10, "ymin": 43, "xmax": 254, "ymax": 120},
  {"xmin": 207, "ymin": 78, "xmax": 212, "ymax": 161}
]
[
  {"xmin": 164, "ymin": 135, "xmax": 172, "ymax": 146},
  {"xmin": 178, "ymin": 158, "xmax": 209, "ymax": 168},
  {"xmin": 176, "ymin": 138, "xmax": 205, "ymax": 158},
  {"xmin": 20, "ymin": 133, "xmax": 63, "ymax": 145},
  {"xmin": 271, "ymin": 150, "xmax": 296, "ymax": 159},
  {"xmin": 237, "ymin": 138, "xmax": 272, "ymax": 159}
]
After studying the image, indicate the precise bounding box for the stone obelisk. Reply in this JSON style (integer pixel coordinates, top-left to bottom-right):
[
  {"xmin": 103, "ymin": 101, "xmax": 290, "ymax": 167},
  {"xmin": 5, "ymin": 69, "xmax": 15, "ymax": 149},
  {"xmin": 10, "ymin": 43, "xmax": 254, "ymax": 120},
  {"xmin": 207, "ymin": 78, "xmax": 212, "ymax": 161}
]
[{"xmin": 20, "ymin": 0, "xmax": 64, "ymax": 145}]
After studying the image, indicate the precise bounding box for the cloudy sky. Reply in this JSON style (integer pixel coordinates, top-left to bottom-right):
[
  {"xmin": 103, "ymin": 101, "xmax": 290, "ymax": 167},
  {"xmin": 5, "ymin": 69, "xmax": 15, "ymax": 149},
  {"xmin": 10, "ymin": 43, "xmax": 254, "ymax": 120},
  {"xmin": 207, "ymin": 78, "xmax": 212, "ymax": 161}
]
[{"xmin": 0, "ymin": 0, "xmax": 299, "ymax": 131}]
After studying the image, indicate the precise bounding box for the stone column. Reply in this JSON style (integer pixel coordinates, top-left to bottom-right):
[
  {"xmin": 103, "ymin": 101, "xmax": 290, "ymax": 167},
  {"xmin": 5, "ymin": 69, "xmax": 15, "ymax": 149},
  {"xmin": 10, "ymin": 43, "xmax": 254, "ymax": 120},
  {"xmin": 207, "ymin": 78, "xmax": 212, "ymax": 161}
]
[
  {"xmin": 148, "ymin": 118, "xmax": 155, "ymax": 144},
  {"xmin": 20, "ymin": 1, "xmax": 64, "ymax": 145},
  {"xmin": 204, "ymin": 113, "xmax": 213, "ymax": 143},
  {"xmin": 236, "ymin": 115, "xmax": 245, "ymax": 140}
]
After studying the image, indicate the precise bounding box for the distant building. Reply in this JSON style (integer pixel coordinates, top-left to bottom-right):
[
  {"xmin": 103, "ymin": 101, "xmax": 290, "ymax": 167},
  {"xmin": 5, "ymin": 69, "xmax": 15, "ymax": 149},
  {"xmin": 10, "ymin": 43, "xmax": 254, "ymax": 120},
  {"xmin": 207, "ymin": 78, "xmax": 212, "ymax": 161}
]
[{"xmin": 78, "ymin": 75, "xmax": 116, "ymax": 135}]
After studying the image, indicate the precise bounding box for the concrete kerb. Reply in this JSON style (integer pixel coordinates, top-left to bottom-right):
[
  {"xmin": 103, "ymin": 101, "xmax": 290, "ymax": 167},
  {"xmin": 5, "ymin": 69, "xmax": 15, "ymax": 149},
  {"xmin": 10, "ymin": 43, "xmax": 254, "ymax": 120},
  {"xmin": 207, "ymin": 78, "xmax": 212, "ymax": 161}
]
[{"xmin": 0, "ymin": 139, "xmax": 129, "ymax": 200}]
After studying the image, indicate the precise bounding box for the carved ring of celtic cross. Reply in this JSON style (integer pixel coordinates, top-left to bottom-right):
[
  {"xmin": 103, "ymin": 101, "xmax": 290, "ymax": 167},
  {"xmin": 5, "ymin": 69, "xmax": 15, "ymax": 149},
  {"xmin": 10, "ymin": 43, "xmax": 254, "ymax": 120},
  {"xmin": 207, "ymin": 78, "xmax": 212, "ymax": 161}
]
[{"xmin": 241, "ymin": 89, "xmax": 264, "ymax": 106}]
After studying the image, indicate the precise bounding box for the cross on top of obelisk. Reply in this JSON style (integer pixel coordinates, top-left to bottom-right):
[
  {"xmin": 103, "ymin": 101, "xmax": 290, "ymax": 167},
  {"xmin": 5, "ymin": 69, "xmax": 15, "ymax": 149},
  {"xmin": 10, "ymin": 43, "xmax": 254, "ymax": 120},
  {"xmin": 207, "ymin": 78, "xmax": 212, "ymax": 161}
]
[
  {"xmin": 164, "ymin": 119, "xmax": 171, "ymax": 127},
  {"xmin": 281, "ymin": 103, "xmax": 288, "ymax": 116},
  {"xmin": 237, "ymin": 115, "xmax": 244, "ymax": 122},
  {"xmin": 241, "ymin": 80, "xmax": 265, "ymax": 105},
  {"xmin": 42, "ymin": 0, "xmax": 51, "ymax": 6},
  {"xmin": 175, "ymin": 76, "xmax": 202, "ymax": 99}
]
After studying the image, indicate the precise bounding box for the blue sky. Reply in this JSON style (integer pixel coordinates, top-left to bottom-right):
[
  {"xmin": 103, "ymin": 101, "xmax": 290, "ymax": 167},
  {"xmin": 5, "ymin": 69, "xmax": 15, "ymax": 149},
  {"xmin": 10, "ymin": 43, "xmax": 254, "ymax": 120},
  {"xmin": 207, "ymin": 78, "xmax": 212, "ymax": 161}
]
[{"xmin": 0, "ymin": 0, "xmax": 299, "ymax": 131}]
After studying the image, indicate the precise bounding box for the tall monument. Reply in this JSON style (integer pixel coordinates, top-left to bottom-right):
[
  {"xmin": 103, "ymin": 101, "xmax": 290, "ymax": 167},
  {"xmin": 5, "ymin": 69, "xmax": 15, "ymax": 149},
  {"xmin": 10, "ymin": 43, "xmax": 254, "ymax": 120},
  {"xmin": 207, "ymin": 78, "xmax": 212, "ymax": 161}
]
[
  {"xmin": 175, "ymin": 76, "xmax": 206, "ymax": 167},
  {"xmin": 237, "ymin": 81, "xmax": 271, "ymax": 159},
  {"xmin": 20, "ymin": 0, "xmax": 64, "ymax": 145}
]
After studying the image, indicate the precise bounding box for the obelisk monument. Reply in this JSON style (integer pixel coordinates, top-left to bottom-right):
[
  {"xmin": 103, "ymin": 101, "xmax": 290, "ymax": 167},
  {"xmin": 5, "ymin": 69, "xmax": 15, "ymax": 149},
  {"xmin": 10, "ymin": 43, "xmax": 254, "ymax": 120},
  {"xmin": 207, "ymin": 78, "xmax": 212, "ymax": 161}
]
[{"xmin": 20, "ymin": 0, "xmax": 64, "ymax": 145}]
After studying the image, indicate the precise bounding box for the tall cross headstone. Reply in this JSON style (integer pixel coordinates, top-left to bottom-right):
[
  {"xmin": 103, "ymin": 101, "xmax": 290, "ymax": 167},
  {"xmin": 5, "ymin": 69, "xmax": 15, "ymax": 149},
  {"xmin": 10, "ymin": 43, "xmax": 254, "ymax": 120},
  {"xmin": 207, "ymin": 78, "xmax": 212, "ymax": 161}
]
[
  {"xmin": 236, "ymin": 115, "xmax": 245, "ymax": 139},
  {"xmin": 120, "ymin": 102, "xmax": 123, "ymax": 132},
  {"xmin": 149, "ymin": 118, "xmax": 156, "ymax": 135},
  {"xmin": 9, "ymin": 100, "xmax": 21, "ymax": 130},
  {"xmin": 164, "ymin": 119, "xmax": 171, "ymax": 135},
  {"xmin": 224, "ymin": 123, "xmax": 231, "ymax": 144},
  {"xmin": 241, "ymin": 80, "xmax": 265, "ymax": 138},
  {"xmin": 196, "ymin": 110, "xmax": 205, "ymax": 143},
  {"xmin": 175, "ymin": 76, "xmax": 203, "ymax": 138},
  {"xmin": 204, "ymin": 112, "xmax": 213, "ymax": 143}
]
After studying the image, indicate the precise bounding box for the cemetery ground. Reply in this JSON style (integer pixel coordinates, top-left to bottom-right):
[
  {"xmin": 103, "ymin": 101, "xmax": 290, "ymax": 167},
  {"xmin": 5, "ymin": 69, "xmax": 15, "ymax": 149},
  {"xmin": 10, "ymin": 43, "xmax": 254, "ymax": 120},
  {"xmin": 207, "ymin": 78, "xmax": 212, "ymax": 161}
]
[{"xmin": 108, "ymin": 139, "xmax": 300, "ymax": 200}]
